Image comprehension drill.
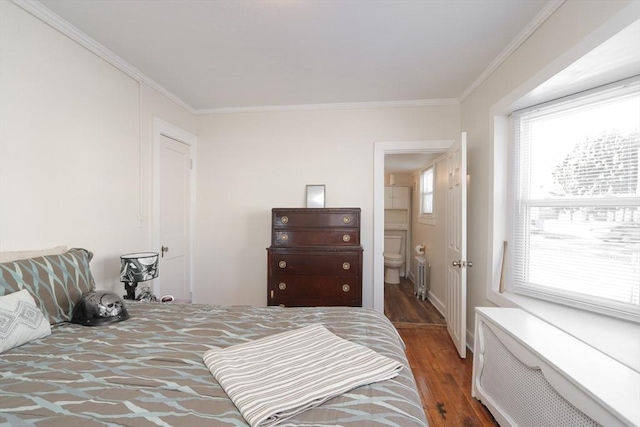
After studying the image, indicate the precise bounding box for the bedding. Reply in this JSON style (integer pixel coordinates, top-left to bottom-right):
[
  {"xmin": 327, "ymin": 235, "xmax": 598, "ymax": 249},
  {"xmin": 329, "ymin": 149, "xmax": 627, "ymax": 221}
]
[
  {"xmin": 0, "ymin": 289, "xmax": 51, "ymax": 353},
  {"xmin": 0, "ymin": 302, "xmax": 428, "ymax": 427},
  {"xmin": 203, "ymin": 323, "xmax": 403, "ymax": 427},
  {"xmin": 0, "ymin": 248, "xmax": 96, "ymax": 324}
]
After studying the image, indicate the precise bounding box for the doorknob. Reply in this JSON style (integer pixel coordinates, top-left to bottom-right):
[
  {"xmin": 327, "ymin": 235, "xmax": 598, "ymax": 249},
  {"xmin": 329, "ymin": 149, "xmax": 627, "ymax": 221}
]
[
  {"xmin": 452, "ymin": 260, "xmax": 473, "ymax": 268},
  {"xmin": 161, "ymin": 246, "xmax": 169, "ymax": 257}
]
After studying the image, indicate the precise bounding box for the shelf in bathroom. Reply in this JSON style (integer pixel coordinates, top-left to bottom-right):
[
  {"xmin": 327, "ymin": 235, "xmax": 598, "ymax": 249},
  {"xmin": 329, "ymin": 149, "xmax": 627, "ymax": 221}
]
[{"xmin": 384, "ymin": 223, "xmax": 408, "ymax": 230}]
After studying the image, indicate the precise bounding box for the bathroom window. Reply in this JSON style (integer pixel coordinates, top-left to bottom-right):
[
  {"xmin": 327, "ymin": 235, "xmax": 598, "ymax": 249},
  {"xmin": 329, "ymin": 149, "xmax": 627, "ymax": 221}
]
[
  {"xmin": 420, "ymin": 166, "xmax": 434, "ymax": 215},
  {"xmin": 418, "ymin": 165, "xmax": 435, "ymax": 226}
]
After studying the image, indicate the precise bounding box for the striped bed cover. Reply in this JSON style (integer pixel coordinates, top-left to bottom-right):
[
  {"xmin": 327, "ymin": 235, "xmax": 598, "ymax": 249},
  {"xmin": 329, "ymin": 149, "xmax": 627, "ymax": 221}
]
[
  {"xmin": 203, "ymin": 324, "xmax": 403, "ymax": 426},
  {"xmin": 0, "ymin": 303, "xmax": 428, "ymax": 427}
]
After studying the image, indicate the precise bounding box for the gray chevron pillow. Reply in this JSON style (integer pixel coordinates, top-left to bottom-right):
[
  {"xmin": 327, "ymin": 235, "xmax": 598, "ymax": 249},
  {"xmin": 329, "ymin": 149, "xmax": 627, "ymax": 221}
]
[{"xmin": 0, "ymin": 248, "xmax": 96, "ymax": 325}]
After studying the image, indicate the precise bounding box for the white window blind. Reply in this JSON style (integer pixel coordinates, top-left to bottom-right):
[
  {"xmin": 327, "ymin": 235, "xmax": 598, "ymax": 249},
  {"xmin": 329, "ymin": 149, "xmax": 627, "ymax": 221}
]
[
  {"xmin": 511, "ymin": 79, "xmax": 640, "ymax": 320},
  {"xmin": 421, "ymin": 166, "xmax": 434, "ymax": 215}
]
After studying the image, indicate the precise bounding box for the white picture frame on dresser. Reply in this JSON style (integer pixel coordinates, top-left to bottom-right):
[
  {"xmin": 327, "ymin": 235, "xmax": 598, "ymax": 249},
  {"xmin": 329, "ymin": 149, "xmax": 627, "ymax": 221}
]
[{"xmin": 306, "ymin": 185, "xmax": 325, "ymax": 208}]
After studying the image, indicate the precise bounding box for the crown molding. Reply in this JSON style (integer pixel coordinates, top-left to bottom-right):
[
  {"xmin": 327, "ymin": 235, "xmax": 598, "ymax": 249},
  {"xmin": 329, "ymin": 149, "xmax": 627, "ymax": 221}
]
[
  {"xmin": 197, "ymin": 98, "xmax": 459, "ymax": 115},
  {"xmin": 457, "ymin": 0, "xmax": 566, "ymax": 103},
  {"xmin": 11, "ymin": 0, "xmax": 458, "ymax": 116},
  {"xmin": 13, "ymin": 0, "xmax": 553, "ymax": 115},
  {"xmin": 11, "ymin": 0, "xmax": 197, "ymax": 114}
]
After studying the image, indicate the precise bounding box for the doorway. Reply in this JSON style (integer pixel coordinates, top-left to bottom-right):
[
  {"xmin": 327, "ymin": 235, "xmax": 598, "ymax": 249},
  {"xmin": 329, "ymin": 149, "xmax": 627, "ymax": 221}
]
[
  {"xmin": 373, "ymin": 140, "xmax": 453, "ymax": 313},
  {"xmin": 375, "ymin": 136, "xmax": 469, "ymax": 358},
  {"xmin": 383, "ymin": 152, "xmax": 445, "ymax": 325},
  {"xmin": 152, "ymin": 117, "xmax": 197, "ymax": 301}
]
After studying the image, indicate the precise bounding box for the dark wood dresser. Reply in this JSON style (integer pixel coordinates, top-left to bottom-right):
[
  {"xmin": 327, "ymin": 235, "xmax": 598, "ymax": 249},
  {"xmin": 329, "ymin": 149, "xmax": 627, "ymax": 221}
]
[{"xmin": 267, "ymin": 208, "xmax": 363, "ymax": 307}]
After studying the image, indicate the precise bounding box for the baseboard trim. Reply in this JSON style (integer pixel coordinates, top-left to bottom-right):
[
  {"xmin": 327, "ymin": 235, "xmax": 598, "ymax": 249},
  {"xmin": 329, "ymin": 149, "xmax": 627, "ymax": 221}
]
[
  {"xmin": 404, "ymin": 277, "xmax": 474, "ymax": 352},
  {"xmin": 427, "ymin": 291, "xmax": 445, "ymax": 316}
]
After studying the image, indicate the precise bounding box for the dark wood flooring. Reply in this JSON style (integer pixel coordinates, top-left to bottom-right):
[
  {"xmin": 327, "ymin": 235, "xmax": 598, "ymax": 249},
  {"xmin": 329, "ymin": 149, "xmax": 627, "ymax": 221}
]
[
  {"xmin": 384, "ymin": 277, "xmax": 446, "ymax": 325},
  {"xmin": 384, "ymin": 278, "xmax": 498, "ymax": 427}
]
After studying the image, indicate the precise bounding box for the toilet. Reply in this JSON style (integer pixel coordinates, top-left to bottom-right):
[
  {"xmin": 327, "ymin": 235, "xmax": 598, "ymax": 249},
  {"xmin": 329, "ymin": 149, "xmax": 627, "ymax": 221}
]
[{"xmin": 384, "ymin": 235, "xmax": 404, "ymax": 284}]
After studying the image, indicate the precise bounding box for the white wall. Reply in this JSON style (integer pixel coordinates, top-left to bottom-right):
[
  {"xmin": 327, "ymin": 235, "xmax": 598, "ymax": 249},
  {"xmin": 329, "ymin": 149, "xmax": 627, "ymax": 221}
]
[
  {"xmin": 0, "ymin": 1, "xmax": 198, "ymax": 292},
  {"xmin": 0, "ymin": 0, "xmax": 460, "ymax": 308},
  {"xmin": 461, "ymin": 0, "xmax": 637, "ymax": 342},
  {"xmin": 411, "ymin": 156, "xmax": 447, "ymax": 313},
  {"xmin": 7, "ymin": 0, "xmax": 633, "ymax": 348},
  {"xmin": 384, "ymin": 173, "xmax": 412, "ymax": 188},
  {"xmin": 195, "ymin": 105, "xmax": 460, "ymax": 307}
]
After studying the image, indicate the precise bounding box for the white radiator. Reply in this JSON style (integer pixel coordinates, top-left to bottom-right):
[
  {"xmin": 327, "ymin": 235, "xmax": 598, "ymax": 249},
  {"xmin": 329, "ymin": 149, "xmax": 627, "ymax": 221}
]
[
  {"xmin": 414, "ymin": 256, "xmax": 428, "ymax": 301},
  {"xmin": 472, "ymin": 308, "xmax": 639, "ymax": 427}
]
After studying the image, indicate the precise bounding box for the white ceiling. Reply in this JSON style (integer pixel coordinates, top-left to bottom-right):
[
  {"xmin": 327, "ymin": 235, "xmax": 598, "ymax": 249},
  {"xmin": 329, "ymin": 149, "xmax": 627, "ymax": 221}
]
[
  {"xmin": 385, "ymin": 153, "xmax": 439, "ymax": 174},
  {"xmin": 37, "ymin": 0, "xmax": 551, "ymax": 112}
]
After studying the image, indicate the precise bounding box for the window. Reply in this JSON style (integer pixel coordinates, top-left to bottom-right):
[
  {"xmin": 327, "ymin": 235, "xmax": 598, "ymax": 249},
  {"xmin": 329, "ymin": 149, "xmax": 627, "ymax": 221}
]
[
  {"xmin": 510, "ymin": 79, "xmax": 640, "ymax": 320},
  {"xmin": 420, "ymin": 166, "xmax": 434, "ymax": 215}
]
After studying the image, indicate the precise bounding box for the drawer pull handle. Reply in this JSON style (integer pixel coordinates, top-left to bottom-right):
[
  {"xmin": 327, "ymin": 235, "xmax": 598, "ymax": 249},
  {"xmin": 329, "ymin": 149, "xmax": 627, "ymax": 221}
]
[
  {"xmin": 342, "ymin": 262, "xmax": 351, "ymax": 270},
  {"xmin": 342, "ymin": 234, "xmax": 351, "ymax": 242},
  {"xmin": 280, "ymin": 233, "xmax": 289, "ymax": 241},
  {"xmin": 278, "ymin": 282, "xmax": 287, "ymax": 290},
  {"xmin": 342, "ymin": 284, "xmax": 350, "ymax": 292},
  {"xmin": 281, "ymin": 216, "xmax": 288, "ymax": 224},
  {"xmin": 279, "ymin": 261, "xmax": 287, "ymax": 269},
  {"xmin": 343, "ymin": 216, "xmax": 351, "ymax": 224}
]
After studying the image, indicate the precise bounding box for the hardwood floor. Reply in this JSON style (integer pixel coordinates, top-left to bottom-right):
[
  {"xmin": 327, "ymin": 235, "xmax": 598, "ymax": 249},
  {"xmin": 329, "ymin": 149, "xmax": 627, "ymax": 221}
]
[
  {"xmin": 399, "ymin": 326, "xmax": 498, "ymax": 427},
  {"xmin": 384, "ymin": 278, "xmax": 498, "ymax": 427},
  {"xmin": 384, "ymin": 278, "xmax": 446, "ymax": 325}
]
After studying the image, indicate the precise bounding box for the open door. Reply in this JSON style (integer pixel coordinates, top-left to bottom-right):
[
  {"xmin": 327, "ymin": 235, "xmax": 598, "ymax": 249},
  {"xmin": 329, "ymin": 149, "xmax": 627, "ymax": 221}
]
[{"xmin": 445, "ymin": 132, "xmax": 468, "ymax": 358}]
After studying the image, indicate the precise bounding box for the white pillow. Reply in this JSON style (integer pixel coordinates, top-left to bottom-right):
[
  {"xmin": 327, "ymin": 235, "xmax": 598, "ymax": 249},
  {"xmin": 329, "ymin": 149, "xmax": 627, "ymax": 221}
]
[
  {"xmin": 0, "ymin": 289, "xmax": 51, "ymax": 353},
  {"xmin": 0, "ymin": 245, "xmax": 68, "ymax": 263}
]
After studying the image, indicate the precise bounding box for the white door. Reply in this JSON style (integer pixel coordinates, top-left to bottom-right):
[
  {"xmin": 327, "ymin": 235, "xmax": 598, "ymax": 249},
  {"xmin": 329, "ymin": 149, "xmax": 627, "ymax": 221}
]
[
  {"xmin": 445, "ymin": 132, "xmax": 468, "ymax": 358},
  {"xmin": 159, "ymin": 134, "xmax": 192, "ymax": 301}
]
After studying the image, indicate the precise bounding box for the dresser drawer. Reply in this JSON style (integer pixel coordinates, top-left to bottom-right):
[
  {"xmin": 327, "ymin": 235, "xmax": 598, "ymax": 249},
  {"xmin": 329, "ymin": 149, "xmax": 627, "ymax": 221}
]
[
  {"xmin": 267, "ymin": 207, "xmax": 363, "ymax": 307},
  {"xmin": 273, "ymin": 229, "xmax": 359, "ymax": 246},
  {"xmin": 268, "ymin": 250, "xmax": 360, "ymax": 276},
  {"xmin": 273, "ymin": 208, "xmax": 359, "ymax": 229},
  {"xmin": 269, "ymin": 296, "xmax": 360, "ymax": 307},
  {"xmin": 268, "ymin": 275, "xmax": 360, "ymax": 305}
]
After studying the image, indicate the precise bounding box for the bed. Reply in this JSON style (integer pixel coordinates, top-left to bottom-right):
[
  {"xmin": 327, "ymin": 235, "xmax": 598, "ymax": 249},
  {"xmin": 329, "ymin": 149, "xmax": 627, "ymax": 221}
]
[{"xmin": 0, "ymin": 248, "xmax": 428, "ymax": 426}]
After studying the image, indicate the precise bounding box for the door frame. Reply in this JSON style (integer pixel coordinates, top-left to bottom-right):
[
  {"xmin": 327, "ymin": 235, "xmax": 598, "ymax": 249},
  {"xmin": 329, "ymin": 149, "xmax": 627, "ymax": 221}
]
[
  {"xmin": 152, "ymin": 117, "xmax": 197, "ymax": 298},
  {"xmin": 373, "ymin": 140, "xmax": 454, "ymax": 312}
]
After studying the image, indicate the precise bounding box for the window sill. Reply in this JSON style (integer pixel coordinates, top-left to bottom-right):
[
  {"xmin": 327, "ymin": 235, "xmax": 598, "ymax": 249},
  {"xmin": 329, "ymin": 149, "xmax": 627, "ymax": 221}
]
[{"xmin": 488, "ymin": 289, "xmax": 640, "ymax": 373}]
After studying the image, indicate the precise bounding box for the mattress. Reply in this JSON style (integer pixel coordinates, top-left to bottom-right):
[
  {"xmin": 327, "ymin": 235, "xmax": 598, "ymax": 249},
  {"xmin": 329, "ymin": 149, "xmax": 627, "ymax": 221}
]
[{"xmin": 0, "ymin": 302, "xmax": 428, "ymax": 426}]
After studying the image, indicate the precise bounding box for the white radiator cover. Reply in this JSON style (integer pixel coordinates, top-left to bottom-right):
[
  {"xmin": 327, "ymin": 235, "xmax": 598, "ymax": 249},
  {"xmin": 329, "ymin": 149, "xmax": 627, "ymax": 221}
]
[
  {"xmin": 414, "ymin": 256, "xmax": 428, "ymax": 301},
  {"xmin": 472, "ymin": 308, "xmax": 639, "ymax": 427},
  {"xmin": 480, "ymin": 326, "xmax": 600, "ymax": 426}
]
